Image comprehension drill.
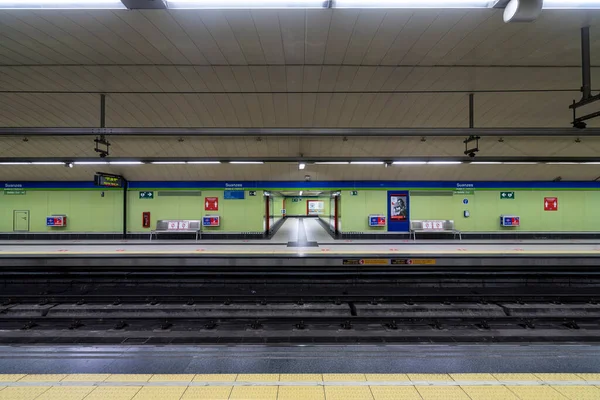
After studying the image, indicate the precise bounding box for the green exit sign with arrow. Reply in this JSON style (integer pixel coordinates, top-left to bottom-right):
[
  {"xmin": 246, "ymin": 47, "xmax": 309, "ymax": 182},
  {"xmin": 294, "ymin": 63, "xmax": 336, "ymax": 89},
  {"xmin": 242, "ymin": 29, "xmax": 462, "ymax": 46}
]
[
  {"xmin": 500, "ymin": 191, "xmax": 515, "ymax": 199},
  {"xmin": 139, "ymin": 191, "xmax": 154, "ymax": 199}
]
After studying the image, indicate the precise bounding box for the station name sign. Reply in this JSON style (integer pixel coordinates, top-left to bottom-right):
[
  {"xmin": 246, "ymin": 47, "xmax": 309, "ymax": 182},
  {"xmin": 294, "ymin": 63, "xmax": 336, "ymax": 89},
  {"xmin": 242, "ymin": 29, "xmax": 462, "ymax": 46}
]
[{"xmin": 94, "ymin": 173, "xmax": 124, "ymax": 188}]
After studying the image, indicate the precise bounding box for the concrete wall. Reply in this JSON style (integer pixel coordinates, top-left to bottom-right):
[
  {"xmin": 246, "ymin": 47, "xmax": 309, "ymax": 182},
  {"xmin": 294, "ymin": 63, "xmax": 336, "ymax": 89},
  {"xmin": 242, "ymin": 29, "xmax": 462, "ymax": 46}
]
[
  {"xmin": 340, "ymin": 189, "xmax": 600, "ymax": 233},
  {"xmin": 4, "ymin": 185, "xmax": 600, "ymax": 234},
  {"xmin": 340, "ymin": 190, "xmax": 388, "ymax": 233},
  {"xmin": 0, "ymin": 189, "xmax": 122, "ymax": 233},
  {"xmin": 128, "ymin": 189, "xmax": 265, "ymax": 233},
  {"xmin": 411, "ymin": 190, "xmax": 600, "ymax": 232},
  {"xmin": 284, "ymin": 197, "xmax": 331, "ymax": 216}
]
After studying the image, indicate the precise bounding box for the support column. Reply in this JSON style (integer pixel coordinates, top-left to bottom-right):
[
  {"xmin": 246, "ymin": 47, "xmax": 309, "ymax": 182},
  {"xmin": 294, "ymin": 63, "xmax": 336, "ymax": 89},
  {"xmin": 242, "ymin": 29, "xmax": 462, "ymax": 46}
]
[
  {"xmin": 582, "ymin": 26, "xmax": 592, "ymax": 100},
  {"xmin": 123, "ymin": 178, "xmax": 128, "ymax": 238},
  {"xmin": 469, "ymin": 93, "xmax": 474, "ymax": 129},
  {"xmin": 100, "ymin": 94, "xmax": 106, "ymax": 128}
]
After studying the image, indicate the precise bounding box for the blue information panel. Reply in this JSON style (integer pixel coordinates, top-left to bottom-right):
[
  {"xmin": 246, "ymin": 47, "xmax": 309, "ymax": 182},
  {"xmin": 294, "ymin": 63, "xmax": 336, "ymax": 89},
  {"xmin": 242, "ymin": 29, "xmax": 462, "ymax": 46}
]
[
  {"xmin": 224, "ymin": 190, "xmax": 245, "ymax": 200},
  {"xmin": 203, "ymin": 215, "xmax": 220, "ymax": 227},
  {"xmin": 46, "ymin": 216, "xmax": 66, "ymax": 227},
  {"xmin": 369, "ymin": 215, "xmax": 387, "ymax": 227},
  {"xmin": 500, "ymin": 215, "xmax": 520, "ymax": 226}
]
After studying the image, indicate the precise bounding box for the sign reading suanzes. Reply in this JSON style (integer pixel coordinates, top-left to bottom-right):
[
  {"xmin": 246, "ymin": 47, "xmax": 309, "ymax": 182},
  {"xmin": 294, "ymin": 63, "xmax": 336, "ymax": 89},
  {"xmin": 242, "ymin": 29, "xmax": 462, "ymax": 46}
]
[
  {"xmin": 167, "ymin": 221, "xmax": 190, "ymax": 230},
  {"xmin": 422, "ymin": 220, "xmax": 445, "ymax": 230}
]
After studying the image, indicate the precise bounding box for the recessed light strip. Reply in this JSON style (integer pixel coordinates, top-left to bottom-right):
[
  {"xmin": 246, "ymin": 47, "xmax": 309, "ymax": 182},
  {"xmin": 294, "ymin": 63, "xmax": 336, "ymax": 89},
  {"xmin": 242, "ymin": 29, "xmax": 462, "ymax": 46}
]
[
  {"xmin": 166, "ymin": 0, "xmax": 325, "ymax": 8},
  {"xmin": 334, "ymin": 0, "xmax": 494, "ymax": 8},
  {"xmin": 0, "ymin": 0, "xmax": 126, "ymax": 9}
]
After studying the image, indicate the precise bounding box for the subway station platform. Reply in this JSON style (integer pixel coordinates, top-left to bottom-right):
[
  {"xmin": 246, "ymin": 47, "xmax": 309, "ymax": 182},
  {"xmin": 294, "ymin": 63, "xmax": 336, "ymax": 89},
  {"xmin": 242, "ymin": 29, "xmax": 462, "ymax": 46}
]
[
  {"xmin": 1, "ymin": 345, "xmax": 600, "ymax": 399},
  {"xmin": 1, "ymin": 217, "xmax": 600, "ymax": 267}
]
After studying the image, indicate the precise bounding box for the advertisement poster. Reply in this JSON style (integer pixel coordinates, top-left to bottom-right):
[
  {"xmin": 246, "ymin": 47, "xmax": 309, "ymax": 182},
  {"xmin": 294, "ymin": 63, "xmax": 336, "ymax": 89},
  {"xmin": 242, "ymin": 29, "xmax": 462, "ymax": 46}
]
[
  {"xmin": 307, "ymin": 200, "xmax": 325, "ymax": 215},
  {"xmin": 390, "ymin": 194, "xmax": 407, "ymax": 221}
]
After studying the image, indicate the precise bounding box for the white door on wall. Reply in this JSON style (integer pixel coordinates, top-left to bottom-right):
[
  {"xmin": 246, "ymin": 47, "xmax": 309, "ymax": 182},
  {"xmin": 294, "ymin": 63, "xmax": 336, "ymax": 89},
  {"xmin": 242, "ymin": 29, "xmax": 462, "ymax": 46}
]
[{"xmin": 13, "ymin": 210, "xmax": 29, "ymax": 232}]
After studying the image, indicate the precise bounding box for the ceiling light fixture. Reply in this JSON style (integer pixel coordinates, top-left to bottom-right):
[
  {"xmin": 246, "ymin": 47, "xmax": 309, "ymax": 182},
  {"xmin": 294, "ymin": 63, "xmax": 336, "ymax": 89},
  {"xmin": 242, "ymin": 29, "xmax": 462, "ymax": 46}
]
[
  {"xmin": 350, "ymin": 161, "xmax": 385, "ymax": 165},
  {"xmin": 0, "ymin": 162, "xmax": 30, "ymax": 165},
  {"xmin": 546, "ymin": 162, "xmax": 581, "ymax": 165},
  {"xmin": 315, "ymin": 162, "xmax": 349, "ymax": 165},
  {"xmin": 151, "ymin": 161, "xmax": 187, "ymax": 165},
  {"xmin": 299, "ymin": 163, "xmax": 306, "ymax": 170},
  {"xmin": 334, "ymin": 0, "xmax": 494, "ymax": 8},
  {"xmin": 503, "ymin": 0, "xmax": 543, "ymax": 22},
  {"xmin": 503, "ymin": 162, "xmax": 539, "ymax": 165},
  {"xmin": 166, "ymin": 0, "xmax": 324, "ymax": 8},
  {"xmin": 73, "ymin": 161, "xmax": 108, "ymax": 165},
  {"xmin": 0, "ymin": 0, "xmax": 126, "ymax": 9},
  {"xmin": 109, "ymin": 161, "xmax": 144, "ymax": 165},
  {"xmin": 299, "ymin": 191, "xmax": 303, "ymax": 196},
  {"xmin": 187, "ymin": 161, "xmax": 222, "ymax": 164},
  {"xmin": 392, "ymin": 161, "xmax": 427, "ymax": 165},
  {"xmin": 470, "ymin": 161, "xmax": 503, "ymax": 165},
  {"xmin": 30, "ymin": 162, "xmax": 65, "ymax": 165},
  {"xmin": 427, "ymin": 161, "xmax": 463, "ymax": 165},
  {"xmin": 230, "ymin": 161, "xmax": 264, "ymax": 164},
  {"xmin": 543, "ymin": 0, "xmax": 600, "ymax": 8}
]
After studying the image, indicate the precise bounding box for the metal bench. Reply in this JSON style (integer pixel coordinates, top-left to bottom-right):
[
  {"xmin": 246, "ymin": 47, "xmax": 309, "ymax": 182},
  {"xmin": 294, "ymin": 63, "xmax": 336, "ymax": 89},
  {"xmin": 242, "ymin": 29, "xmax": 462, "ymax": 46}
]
[
  {"xmin": 410, "ymin": 220, "xmax": 461, "ymax": 240},
  {"xmin": 150, "ymin": 220, "xmax": 201, "ymax": 240}
]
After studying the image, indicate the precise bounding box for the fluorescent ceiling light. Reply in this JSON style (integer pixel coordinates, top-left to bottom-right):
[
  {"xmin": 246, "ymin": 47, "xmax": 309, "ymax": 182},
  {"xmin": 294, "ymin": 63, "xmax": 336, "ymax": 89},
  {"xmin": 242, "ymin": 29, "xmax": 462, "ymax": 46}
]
[
  {"xmin": 151, "ymin": 161, "xmax": 187, "ymax": 165},
  {"xmin": 299, "ymin": 163, "xmax": 306, "ymax": 170},
  {"xmin": 0, "ymin": 0, "xmax": 126, "ymax": 9},
  {"xmin": 187, "ymin": 161, "xmax": 221, "ymax": 164},
  {"xmin": 167, "ymin": 0, "xmax": 324, "ymax": 8},
  {"xmin": 74, "ymin": 161, "xmax": 108, "ymax": 165},
  {"xmin": 315, "ymin": 162, "xmax": 349, "ymax": 165},
  {"xmin": 299, "ymin": 191, "xmax": 303, "ymax": 196},
  {"xmin": 583, "ymin": 162, "xmax": 600, "ymax": 164},
  {"xmin": 503, "ymin": 162, "xmax": 539, "ymax": 165},
  {"xmin": 334, "ymin": 0, "xmax": 493, "ymax": 8},
  {"xmin": 470, "ymin": 161, "xmax": 503, "ymax": 165},
  {"xmin": 427, "ymin": 161, "xmax": 462, "ymax": 165},
  {"xmin": 0, "ymin": 162, "xmax": 30, "ymax": 165},
  {"xmin": 109, "ymin": 161, "xmax": 143, "ymax": 165},
  {"xmin": 230, "ymin": 161, "xmax": 264, "ymax": 164},
  {"xmin": 546, "ymin": 162, "xmax": 581, "ymax": 165},
  {"xmin": 543, "ymin": 0, "xmax": 600, "ymax": 9},
  {"xmin": 350, "ymin": 161, "xmax": 385, "ymax": 165},
  {"xmin": 30, "ymin": 162, "xmax": 64, "ymax": 165},
  {"xmin": 392, "ymin": 161, "xmax": 427, "ymax": 165}
]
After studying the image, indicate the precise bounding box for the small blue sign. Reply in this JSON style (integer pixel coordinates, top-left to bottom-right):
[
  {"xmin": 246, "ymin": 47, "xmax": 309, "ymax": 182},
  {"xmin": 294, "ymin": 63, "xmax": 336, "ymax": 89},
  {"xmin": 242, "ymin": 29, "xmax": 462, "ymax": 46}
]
[
  {"xmin": 224, "ymin": 190, "xmax": 245, "ymax": 200},
  {"xmin": 463, "ymin": 198, "xmax": 469, "ymax": 205},
  {"xmin": 46, "ymin": 217, "xmax": 55, "ymax": 226},
  {"xmin": 203, "ymin": 216, "xmax": 220, "ymax": 226}
]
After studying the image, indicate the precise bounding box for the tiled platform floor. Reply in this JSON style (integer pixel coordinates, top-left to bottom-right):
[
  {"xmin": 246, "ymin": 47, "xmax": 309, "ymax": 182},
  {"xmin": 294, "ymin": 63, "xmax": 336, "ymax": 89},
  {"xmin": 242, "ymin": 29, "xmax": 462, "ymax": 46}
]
[{"xmin": 1, "ymin": 374, "xmax": 600, "ymax": 400}]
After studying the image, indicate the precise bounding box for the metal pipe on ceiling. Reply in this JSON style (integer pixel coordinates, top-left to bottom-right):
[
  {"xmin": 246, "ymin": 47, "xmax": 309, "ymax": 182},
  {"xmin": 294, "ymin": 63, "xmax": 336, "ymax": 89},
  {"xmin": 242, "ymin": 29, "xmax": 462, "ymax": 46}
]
[
  {"xmin": 1, "ymin": 157, "xmax": 600, "ymax": 163},
  {"xmin": 0, "ymin": 127, "xmax": 599, "ymax": 137}
]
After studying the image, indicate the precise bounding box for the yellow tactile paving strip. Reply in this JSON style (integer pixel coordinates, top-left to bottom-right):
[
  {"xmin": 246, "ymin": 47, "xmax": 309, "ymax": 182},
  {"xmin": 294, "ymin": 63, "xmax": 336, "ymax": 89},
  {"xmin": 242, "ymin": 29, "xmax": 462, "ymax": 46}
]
[{"xmin": 1, "ymin": 374, "xmax": 600, "ymax": 399}]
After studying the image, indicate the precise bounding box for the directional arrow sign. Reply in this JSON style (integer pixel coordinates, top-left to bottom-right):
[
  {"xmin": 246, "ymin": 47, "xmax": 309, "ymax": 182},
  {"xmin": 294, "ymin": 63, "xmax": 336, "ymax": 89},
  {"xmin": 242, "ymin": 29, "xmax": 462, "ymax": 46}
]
[
  {"xmin": 139, "ymin": 191, "xmax": 154, "ymax": 199},
  {"xmin": 500, "ymin": 191, "xmax": 515, "ymax": 199}
]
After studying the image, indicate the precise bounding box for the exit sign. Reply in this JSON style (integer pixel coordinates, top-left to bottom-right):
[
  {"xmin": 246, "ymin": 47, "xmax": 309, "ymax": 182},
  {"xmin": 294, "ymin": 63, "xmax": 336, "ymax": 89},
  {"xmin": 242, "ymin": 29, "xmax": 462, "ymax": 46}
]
[
  {"xmin": 500, "ymin": 191, "xmax": 515, "ymax": 199},
  {"xmin": 139, "ymin": 191, "xmax": 154, "ymax": 199},
  {"xmin": 350, "ymin": 190, "xmax": 358, "ymax": 196}
]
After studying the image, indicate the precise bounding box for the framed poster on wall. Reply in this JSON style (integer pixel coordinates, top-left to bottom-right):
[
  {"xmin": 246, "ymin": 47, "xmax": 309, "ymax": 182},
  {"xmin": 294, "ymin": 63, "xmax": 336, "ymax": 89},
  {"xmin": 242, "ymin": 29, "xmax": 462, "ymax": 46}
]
[
  {"xmin": 389, "ymin": 194, "xmax": 407, "ymax": 221},
  {"xmin": 307, "ymin": 200, "xmax": 324, "ymax": 215},
  {"xmin": 387, "ymin": 191, "xmax": 410, "ymax": 232}
]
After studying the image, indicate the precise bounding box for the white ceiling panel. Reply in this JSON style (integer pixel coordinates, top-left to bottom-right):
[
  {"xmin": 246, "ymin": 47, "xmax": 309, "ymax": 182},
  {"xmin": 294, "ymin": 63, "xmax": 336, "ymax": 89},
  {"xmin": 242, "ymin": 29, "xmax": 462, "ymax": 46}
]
[
  {"xmin": 0, "ymin": 9, "xmax": 599, "ymax": 66},
  {"xmin": 0, "ymin": 65, "xmax": 586, "ymax": 92}
]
